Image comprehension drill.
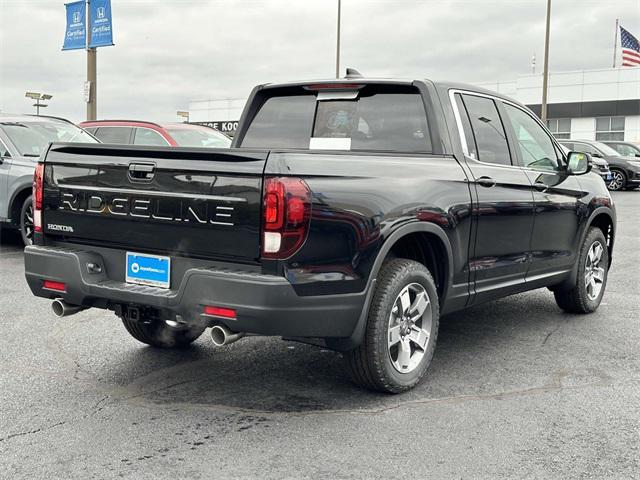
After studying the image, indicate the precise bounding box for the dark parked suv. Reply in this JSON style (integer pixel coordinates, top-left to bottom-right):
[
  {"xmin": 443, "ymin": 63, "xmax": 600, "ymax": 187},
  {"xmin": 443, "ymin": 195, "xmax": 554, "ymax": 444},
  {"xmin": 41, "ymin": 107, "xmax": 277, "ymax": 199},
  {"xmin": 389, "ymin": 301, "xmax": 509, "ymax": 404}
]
[
  {"xmin": 559, "ymin": 139, "xmax": 640, "ymax": 191},
  {"xmin": 24, "ymin": 77, "xmax": 615, "ymax": 393}
]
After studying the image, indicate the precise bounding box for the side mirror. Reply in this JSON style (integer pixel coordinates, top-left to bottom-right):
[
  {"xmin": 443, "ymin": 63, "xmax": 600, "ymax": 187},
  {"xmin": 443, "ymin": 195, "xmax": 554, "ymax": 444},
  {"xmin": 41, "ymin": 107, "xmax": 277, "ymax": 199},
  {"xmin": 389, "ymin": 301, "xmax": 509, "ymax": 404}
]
[
  {"xmin": 591, "ymin": 152, "xmax": 603, "ymax": 158},
  {"xmin": 567, "ymin": 151, "xmax": 592, "ymax": 175}
]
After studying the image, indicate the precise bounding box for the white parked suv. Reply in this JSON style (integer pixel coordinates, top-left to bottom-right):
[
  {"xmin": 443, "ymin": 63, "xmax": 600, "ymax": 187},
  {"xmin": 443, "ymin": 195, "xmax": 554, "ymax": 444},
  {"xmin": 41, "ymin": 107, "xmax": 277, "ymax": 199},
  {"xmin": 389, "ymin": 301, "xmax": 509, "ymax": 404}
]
[{"xmin": 0, "ymin": 115, "xmax": 98, "ymax": 245}]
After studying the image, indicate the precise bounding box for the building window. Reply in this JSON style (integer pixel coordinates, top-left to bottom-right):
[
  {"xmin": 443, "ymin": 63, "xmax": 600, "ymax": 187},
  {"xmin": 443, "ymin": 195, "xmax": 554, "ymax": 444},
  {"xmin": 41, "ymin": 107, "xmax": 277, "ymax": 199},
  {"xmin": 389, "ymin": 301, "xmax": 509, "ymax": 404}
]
[
  {"xmin": 595, "ymin": 116, "xmax": 625, "ymax": 141},
  {"xmin": 546, "ymin": 118, "xmax": 571, "ymax": 139}
]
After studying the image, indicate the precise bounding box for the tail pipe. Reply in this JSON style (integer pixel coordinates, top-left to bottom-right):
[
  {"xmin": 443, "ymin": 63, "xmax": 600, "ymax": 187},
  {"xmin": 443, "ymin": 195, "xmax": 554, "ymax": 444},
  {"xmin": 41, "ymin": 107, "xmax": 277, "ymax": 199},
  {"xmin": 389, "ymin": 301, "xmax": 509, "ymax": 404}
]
[
  {"xmin": 210, "ymin": 324, "xmax": 245, "ymax": 347},
  {"xmin": 52, "ymin": 299, "xmax": 86, "ymax": 318}
]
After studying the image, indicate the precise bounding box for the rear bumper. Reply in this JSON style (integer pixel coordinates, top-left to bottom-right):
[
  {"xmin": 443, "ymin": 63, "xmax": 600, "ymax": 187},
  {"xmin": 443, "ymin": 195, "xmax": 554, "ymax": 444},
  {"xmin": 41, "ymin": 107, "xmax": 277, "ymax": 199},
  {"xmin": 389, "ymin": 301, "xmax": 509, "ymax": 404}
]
[{"xmin": 24, "ymin": 245, "xmax": 366, "ymax": 339}]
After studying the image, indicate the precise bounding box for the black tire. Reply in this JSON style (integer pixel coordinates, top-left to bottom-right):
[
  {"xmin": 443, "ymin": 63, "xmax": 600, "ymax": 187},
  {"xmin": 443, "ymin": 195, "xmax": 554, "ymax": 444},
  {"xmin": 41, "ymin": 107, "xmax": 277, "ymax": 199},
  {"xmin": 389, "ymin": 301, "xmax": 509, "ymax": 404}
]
[
  {"xmin": 607, "ymin": 169, "xmax": 626, "ymax": 191},
  {"xmin": 19, "ymin": 195, "xmax": 34, "ymax": 246},
  {"xmin": 346, "ymin": 258, "xmax": 439, "ymax": 393},
  {"xmin": 121, "ymin": 316, "xmax": 206, "ymax": 348},
  {"xmin": 554, "ymin": 227, "xmax": 609, "ymax": 314}
]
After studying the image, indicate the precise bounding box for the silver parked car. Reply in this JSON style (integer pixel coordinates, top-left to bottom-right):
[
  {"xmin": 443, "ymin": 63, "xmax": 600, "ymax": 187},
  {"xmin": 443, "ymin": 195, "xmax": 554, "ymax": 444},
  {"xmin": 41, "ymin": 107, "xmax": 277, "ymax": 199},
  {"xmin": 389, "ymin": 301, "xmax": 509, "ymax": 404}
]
[{"xmin": 0, "ymin": 115, "xmax": 99, "ymax": 245}]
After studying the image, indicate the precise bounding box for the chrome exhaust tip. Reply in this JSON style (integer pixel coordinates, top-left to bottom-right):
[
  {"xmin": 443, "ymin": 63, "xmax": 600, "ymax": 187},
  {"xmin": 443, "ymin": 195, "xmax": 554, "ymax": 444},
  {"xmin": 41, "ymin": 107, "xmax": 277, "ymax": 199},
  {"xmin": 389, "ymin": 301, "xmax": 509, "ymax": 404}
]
[
  {"xmin": 52, "ymin": 299, "xmax": 86, "ymax": 318},
  {"xmin": 210, "ymin": 324, "xmax": 245, "ymax": 347}
]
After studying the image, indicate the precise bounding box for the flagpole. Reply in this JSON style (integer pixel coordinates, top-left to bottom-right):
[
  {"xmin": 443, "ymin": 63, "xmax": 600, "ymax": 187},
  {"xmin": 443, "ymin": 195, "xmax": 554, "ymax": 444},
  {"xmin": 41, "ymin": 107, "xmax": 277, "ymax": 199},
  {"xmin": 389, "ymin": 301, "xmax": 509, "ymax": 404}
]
[{"xmin": 612, "ymin": 18, "xmax": 619, "ymax": 68}]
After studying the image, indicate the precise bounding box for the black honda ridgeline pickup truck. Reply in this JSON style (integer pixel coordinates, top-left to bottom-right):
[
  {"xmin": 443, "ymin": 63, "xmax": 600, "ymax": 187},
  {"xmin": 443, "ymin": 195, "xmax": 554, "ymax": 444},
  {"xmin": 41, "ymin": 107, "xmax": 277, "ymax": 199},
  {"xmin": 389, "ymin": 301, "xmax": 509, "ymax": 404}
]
[{"xmin": 25, "ymin": 76, "xmax": 615, "ymax": 393}]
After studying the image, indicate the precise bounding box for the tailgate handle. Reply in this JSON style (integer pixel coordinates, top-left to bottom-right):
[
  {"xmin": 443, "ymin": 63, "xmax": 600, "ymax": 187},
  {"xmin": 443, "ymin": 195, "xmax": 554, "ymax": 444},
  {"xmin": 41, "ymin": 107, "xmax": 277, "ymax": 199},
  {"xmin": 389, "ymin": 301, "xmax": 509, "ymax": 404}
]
[{"xmin": 128, "ymin": 163, "xmax": 155, "ymax": 182}]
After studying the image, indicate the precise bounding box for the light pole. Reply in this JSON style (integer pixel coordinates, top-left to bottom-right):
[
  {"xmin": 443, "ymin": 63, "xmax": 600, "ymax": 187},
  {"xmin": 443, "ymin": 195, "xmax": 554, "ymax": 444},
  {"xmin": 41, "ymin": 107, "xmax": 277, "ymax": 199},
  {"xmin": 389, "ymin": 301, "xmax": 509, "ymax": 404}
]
[
  {"xmin": 25, "ymin": 92, "xmax": 53, "ymax": 115},
  {"xmin": 177, "ymin": 111, "xmax": 189, "ymax": 123},
  {"xmin": 336, "ymin": 0, "xmax": 341, "ymax": 78},
  {"xmin": 540, "ymin": 0, "xmax": 551, "ymax": 123},
  {"xmin": 86, "ymin": 0, "xmax": 97, "ymax": 121}
]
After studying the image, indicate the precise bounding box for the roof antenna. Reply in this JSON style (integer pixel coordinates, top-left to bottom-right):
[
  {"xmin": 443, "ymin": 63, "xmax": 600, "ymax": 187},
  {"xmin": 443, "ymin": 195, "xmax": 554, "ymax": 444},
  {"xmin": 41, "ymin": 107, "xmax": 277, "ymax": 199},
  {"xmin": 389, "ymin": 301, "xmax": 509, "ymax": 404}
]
[{"xmin": 345, "ymin": 67, "xmax": 363, "ymax": 79}]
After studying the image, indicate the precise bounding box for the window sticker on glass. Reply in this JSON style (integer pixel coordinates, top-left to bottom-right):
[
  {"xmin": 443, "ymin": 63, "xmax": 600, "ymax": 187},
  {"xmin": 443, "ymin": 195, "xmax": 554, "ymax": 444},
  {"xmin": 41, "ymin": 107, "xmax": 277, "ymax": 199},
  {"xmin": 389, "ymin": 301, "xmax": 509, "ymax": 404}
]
[{"xmin": 309, "ymin": 137, "xmax": 351, "ymax": 150}]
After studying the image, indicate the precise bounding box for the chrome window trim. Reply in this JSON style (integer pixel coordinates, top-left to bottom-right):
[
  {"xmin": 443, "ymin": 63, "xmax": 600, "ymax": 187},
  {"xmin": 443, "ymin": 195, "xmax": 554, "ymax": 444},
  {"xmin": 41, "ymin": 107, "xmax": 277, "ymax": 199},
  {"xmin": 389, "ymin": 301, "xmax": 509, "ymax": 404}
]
[
  {"xmin": 449, "ymin": 88, "xmax": 566, "ymax": 172},
  {"xmin": 0, "ymin": 137, "xmax": 12, "ymax": 158}
]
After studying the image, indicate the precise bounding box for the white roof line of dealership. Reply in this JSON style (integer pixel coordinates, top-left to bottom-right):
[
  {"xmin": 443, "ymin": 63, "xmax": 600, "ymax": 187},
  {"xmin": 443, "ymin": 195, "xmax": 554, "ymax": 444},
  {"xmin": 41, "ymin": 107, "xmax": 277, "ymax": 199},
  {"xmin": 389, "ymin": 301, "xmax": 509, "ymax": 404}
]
[{"xmin": 188, "ymin": 67, "xmax": 639, "ymax": 123}]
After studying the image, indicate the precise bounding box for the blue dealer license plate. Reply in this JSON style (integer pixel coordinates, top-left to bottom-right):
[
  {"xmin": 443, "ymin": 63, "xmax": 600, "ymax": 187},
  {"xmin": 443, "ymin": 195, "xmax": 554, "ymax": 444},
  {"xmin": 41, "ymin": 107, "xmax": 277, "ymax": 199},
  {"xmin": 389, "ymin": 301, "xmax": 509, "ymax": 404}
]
[{"xmin": 126, "ymin": 252, "xmax": 171, "ymax": 289}]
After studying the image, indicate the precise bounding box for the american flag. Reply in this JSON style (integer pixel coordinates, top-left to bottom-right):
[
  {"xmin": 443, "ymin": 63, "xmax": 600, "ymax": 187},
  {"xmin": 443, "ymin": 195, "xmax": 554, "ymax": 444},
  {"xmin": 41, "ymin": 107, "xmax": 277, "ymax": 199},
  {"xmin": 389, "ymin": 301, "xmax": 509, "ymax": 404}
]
[{"xmin": 620, "ymin": 26, "xmax": 640, "ymax": 67}]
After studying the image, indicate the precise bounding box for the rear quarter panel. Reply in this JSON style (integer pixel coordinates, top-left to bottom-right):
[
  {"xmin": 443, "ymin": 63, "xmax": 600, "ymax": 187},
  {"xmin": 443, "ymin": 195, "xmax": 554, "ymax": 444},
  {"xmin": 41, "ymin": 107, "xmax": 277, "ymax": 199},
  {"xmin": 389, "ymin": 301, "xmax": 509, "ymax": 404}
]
[
  {"xmin": 3, "ymin": 156, "xmax": 36, "ymax": 222},
  {"xmin": 264, "ymin": 151, "xmax": 473, "ymax": 305}
]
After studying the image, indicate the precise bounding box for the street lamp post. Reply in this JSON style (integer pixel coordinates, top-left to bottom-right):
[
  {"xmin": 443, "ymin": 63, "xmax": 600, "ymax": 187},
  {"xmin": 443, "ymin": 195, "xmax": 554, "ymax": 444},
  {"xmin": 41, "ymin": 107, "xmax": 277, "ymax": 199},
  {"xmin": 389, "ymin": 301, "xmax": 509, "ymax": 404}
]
[
  {"xmin": 86, "ymin": 0, "xmax": 97, "ymax": 121},
  {"xmin": 25, "ymin": 92, "xmax": 53, "ymax": 116},
  {"xmin": 541, "ymin": 0, "xmax": 552, "ymax": 123},
  {"xmin": 336, "ymin": 0, "xmax": 341, "ymax": 78}
]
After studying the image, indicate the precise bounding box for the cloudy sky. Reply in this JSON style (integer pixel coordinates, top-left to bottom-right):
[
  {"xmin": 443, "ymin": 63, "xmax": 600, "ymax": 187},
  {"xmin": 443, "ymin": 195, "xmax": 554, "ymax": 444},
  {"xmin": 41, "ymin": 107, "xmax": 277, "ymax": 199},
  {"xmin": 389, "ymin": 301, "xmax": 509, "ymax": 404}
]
[{"xmin": 0, "ymin": 0, "xmax": 638, "ymax": 123}]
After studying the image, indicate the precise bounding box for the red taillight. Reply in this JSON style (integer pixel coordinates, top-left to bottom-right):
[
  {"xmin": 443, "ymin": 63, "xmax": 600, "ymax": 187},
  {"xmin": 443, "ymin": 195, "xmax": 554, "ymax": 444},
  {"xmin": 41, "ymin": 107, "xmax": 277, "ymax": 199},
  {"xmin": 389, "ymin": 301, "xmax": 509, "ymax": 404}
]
[
  {"xmin": 33, "ymin": 163, "xmax": 44, "ymax": 233},
  {"xmin": 203, "ymin": 306, "xmax": 237, "ymax": 319},
  {"xmin": 262, "ymin": 177, "xmax": 312, "ymax": 259},
  {"xmin": 43, "ymin": 280, "xmax": 66, "ymax": 292},
  {"xmin": 264, "ymin": 180, "xmax": 284, "ymax": 228}
]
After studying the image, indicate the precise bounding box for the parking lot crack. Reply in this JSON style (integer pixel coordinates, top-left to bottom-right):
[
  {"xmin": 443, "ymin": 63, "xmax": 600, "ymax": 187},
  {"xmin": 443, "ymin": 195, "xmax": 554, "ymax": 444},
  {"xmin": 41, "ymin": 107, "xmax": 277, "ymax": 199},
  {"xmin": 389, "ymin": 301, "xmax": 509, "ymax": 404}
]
[
  {"xmin": 0, "ymin": 421, "xmax": 66, "ymax": 443},
  {"xmin": 542, "ymin": 323, "xmax": 562, "ymax": 345}
]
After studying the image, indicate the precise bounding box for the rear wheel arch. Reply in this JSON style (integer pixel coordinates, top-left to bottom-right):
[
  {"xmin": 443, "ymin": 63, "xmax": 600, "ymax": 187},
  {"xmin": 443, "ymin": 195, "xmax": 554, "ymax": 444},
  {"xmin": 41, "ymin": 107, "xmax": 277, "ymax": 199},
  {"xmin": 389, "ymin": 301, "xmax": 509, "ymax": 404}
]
[
  {"xmin": 329, "ymin": 222, "xmax": 454, "ymax": 352},
  {"xmin": 587, "ymin": 210, "xmax": 615, "ymax": 266},
  {"xmin": 555, "ymin": 207, "xmax": 615, "ymax": 292},
  {"xmin": 9, "ymin": 186, "xmax": 32, "ymax": 226},
  {"xmin": 386, "ymin": 231, "xmax": 450, "ymax": 303}
]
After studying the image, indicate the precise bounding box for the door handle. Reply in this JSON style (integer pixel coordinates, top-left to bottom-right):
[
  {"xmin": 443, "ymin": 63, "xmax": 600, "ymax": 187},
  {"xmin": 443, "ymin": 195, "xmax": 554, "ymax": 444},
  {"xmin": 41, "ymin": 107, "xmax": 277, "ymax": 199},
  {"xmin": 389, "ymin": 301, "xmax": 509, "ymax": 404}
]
[
  {"xmin": 533, "ymin": 182, "xmax": 548, "ymax": 192},
  {"xmin": 476, "ymin": 176, "xmax": 496, "ymax": 188},
  {"xmin": 128, "ymin": 163, "xmax": 155, "ymax": 182}
]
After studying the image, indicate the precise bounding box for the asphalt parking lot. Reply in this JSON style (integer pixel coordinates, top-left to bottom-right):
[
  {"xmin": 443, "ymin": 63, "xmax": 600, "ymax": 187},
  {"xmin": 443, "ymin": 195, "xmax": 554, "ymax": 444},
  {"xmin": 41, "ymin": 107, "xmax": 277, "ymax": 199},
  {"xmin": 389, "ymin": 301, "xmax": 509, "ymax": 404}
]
[{"xmin": 1, "ymin": 191, "xmax": 638, "ymax": 479}]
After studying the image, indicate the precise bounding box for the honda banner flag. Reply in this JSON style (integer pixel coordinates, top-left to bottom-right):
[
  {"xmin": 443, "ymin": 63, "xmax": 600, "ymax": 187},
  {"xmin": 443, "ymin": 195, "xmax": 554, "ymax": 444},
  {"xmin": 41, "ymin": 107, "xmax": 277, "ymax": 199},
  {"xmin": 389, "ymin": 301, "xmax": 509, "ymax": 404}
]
[
  {"xmin": 89, "ymin": 0, "xmax": 114, "ymax": 48},
  {"xmin": 62, "ymin": 1, "xmax": 86, "ymax": 50}
]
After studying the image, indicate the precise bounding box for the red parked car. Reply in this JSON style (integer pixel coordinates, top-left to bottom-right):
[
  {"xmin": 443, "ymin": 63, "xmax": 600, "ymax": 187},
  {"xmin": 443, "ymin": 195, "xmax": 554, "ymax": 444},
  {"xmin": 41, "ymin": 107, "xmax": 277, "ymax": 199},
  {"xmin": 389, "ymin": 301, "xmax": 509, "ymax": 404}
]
[{"xmin": 78, "ymin": 120, "xmax": 232, "ymax": 148}]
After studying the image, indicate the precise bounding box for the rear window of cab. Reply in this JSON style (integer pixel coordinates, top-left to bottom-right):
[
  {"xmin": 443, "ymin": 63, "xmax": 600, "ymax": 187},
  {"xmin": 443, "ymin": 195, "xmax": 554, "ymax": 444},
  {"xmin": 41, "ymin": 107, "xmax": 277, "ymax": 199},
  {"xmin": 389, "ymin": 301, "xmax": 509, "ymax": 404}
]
[{"xmin": 239, "ymin": 85, "xmax": 432, "ymax": 153}]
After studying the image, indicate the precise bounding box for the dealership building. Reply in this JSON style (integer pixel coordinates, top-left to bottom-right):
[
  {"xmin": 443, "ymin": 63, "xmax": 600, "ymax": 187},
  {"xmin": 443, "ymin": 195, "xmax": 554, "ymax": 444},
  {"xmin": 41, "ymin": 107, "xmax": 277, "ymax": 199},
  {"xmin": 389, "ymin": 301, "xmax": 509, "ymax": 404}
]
[
  {"xmin": 189, "ymin": 67, "xmax": 639, "ymax": 141},
  {"xmin": 479, "ymin": 67, "xmax": 639, "ymax": 141}
]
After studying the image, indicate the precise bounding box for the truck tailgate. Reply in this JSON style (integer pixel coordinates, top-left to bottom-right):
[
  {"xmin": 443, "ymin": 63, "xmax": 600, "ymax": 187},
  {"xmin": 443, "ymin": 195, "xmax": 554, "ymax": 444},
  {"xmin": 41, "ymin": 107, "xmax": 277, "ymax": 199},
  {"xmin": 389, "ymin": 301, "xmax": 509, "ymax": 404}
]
[{"xmin": 41, "ymin": 144, "xmax": 267, "ymax": 261}]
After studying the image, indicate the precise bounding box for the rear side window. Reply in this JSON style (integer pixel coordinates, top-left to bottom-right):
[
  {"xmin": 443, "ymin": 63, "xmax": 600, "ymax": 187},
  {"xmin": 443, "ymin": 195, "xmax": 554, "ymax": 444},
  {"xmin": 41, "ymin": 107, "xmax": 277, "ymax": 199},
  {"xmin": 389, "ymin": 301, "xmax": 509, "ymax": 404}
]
[
  {"xmin": 241, "ymin": 95, "xmax": 316, "ymax": 149},
  {"xmin": 94, "ymin": 127, "xmax": 133, "ymax": 144},
  {"xmin": 572, "ymin": 142, "xmax": 598, "ymax": 155},
  {"xmin": 240, "ymin": 85, "xmax": 431, "ymax": 153},
  {"xmin": 461, "ymin": 94, "xmax": 511, "ymax": 166},
  {"xmin": 133, "ymin": 128, "xmax": 168, "ymax": 146}
]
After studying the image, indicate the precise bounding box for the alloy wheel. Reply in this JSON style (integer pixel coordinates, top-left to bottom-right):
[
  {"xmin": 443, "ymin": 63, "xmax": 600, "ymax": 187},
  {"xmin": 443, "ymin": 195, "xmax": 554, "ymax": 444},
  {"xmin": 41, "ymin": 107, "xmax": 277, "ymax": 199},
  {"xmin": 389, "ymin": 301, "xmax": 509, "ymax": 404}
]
[
  {"xmin": 584, "ymin": 241, "xmax": 605, "ymax": 301},
  {"xmin": 387, "ymin": 282, "xmax": 432, "ymax": 373},
  {"xmin": 22, "ymin": 203, "xmax": 34, "ymax": 245},
  {"xmin": 608, "ymin": 171, "xmax": 624, "ymax": 191}
]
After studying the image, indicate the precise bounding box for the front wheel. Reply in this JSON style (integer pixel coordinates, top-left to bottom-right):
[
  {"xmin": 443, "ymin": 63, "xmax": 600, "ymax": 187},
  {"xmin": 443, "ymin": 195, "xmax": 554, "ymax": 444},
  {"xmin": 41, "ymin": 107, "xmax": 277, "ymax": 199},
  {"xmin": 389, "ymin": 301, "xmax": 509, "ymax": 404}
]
[
  {"xmin": 554, "ymin": 227, "xmax": 609, "ymax": 313},
  {"xmin": 121, "ymin": 315, "xmax": 206, "ymax": 348},
  {"xmin": 346, "ymin": 258, "xmax": 439, "ymax": 393},
  {"xmin": 19, "ymin": 195, "xmax": 34, "ymax": 246},
  {"xmin": 607, "ymin": 170, "xmax": 626, "ymax": 191}
]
